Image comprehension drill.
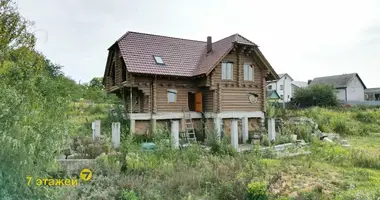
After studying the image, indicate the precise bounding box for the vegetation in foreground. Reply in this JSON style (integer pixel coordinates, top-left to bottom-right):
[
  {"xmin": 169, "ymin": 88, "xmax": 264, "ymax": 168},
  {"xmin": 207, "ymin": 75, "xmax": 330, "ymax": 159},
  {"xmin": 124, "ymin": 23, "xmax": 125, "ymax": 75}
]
[
  {"xmin": 51, "ymin": 132, "xmax": 380, "ymax": 200},
  {"xmin": 1, "ymin": 0, "xmax": 380, "ymax": 199}
]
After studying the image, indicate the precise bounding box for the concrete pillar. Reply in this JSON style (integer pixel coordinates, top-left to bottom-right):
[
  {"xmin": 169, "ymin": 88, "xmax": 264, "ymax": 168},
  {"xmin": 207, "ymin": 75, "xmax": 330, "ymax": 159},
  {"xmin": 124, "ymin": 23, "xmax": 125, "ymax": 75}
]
[
  {"xmin": 171, "ymin": 120, "xmax": 180, "ymax": 149},
  {"xmin": 242, "ymin": 117, "xmax": 249, "ymax": 143},
  {"xmin": 130, "ymin": 119, "xmax": 135, "ymax": 134},
  {"xmin": 93, "ymin": 120, "xmax": 101, "ymax": 140},
  {"xmin": 231, "ymin": 119, "xmax": 239, "ymax": 151},
  {"xmin": 92, "ymin": 122, "xmax": 95, "ymax": 140},
  {"xmin": 213, "ymin": 117, "xmax": 221, "ymax": 139},
  {"xmin": 112, "ymin": 122, "xmax": 121, "ymax": 148},
  {"xmin": 268, "ymin": 118, "xmax": 276, "ymax": 141},
  {"xmin": 150, "ymin": 118, "xmax": 157, "ymax": 134}
]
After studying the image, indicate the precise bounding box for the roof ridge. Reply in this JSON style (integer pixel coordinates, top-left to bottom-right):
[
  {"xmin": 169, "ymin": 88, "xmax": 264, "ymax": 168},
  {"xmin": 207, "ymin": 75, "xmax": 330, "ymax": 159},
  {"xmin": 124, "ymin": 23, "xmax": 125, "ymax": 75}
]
[
  {"xmin": 116, "ymin": 31, "xmax": 131, "ymax": 42},
  {"xmin": 314, "ymin": 73, "xmax": 357, "ymax": 79},
  {"xmin": 121, "ymin": 31, "xmax": 207, "ymax": 43},
  {"xmin": 211, "ymin": 33, "xmax": 237, "ymax": 44},
  {"xmin": 192, "ymin": 34, "xmax": 236, "ymax": 76},
  {"xmin": 236, "ymin": 33, "xmax": 257, "ymax": 45}
]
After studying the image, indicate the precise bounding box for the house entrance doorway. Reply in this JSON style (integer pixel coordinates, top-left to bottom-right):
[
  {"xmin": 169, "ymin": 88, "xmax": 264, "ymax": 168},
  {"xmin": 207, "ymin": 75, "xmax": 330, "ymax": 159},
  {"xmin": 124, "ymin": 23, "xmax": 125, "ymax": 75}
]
[{"xmin": 188, "ymin": 92, "xmax": 195, "ymax": 111}]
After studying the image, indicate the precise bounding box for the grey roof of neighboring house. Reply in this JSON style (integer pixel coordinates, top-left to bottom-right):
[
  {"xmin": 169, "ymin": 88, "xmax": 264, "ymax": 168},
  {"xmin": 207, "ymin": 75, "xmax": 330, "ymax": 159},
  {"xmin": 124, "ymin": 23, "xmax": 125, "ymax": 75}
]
[
  {"xmin": 292, "ymin": 81, "xmax": 308, "ymax": 88},
  {"xmin": 267, "ymin": 90, "xmax": 280, "ymax": 99},
  {"xmin": 365, "ymin": 88, "xmax": 380, "ymax": 93},
  {"xmin": 309, "ymin": 73, "xmax": 367, "ymax": 89}
]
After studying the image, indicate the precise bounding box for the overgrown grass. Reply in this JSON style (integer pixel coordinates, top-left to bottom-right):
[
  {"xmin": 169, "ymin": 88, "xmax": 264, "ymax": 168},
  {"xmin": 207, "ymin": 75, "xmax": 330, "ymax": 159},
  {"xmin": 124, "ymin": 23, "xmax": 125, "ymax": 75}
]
[
  {"xmin": 53, "ymin": 104, "xmax": 380, "ymax": 199},
  {"xmin": 284, "ymin": 107, "xmax": 380, "ymax": 136}
]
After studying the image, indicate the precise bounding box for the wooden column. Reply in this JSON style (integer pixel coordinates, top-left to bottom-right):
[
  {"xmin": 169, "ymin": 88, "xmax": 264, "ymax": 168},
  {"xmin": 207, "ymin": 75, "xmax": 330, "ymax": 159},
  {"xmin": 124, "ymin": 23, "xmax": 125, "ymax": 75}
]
[
  {"xmin": 262, "ymin": 69, "xmax": 269, "ymax": 112},
  {"xmin": 218, "ymin": 83, "xmax": 222, "ymax": 112},
  {"xmin": 213, "ymin": 89, "xmax": 218, "ymax": 113},
  {"xmin": 237, "ymin": 52, "xmax": 242, "ymax": 86}
]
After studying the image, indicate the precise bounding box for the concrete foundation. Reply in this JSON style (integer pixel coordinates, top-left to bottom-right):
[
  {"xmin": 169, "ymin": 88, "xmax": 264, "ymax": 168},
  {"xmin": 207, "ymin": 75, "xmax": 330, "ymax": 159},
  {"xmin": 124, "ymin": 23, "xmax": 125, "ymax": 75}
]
[
  {"xmin": 171, "ymin": 120, "xmax": 180, "ymax": 148},
  {"xmin": 112, "ymin": 122, "xmax": 120, "ymax": 148},
  {"xmin": 231, "ymin": 119, "xmax": 239, "ymax": 151},
  {"xmin": 268, "ymin": 118, "xmax": 276, "ymax": 141},
  {"xmin": 93, "ymin": 120, "xmax": 101, "ymax": 140},
  {"xmin": 242, "ymin": 117, "xmax": 249, "ymax": 143},
  {"xmin": 128, "ymin": 111, "xmax": 265, "ymax": 137}
]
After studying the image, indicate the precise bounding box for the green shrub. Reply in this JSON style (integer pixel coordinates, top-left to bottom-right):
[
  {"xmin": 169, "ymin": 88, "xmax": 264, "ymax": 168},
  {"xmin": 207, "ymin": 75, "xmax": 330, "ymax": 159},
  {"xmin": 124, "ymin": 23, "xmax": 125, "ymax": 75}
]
[
  {"xmin": 261, "ymin": 135, "xmax": 270, "ymax": 146},
  {"xmin": 121, "ymin": 190, "xmax": 139, "ymax": 200},
  {"xmin": 87, "ymin": 104, "xmax": 105, "ymax": 115},
  {"xmin": 291, "ymin": 125, "xmax": 313, "ymax": 142},
  {"xmin": 350, "ymin": 149, "xmax": 380, "ymax": 169},
  {"xmin": 95, "ymin": 151, "xmax": 123, "ymax": 175},
  {"xmin": 247, "ymin": 181, "xmax": 268, "ymax": 200},
  {"xmin": 120, "ymin": 134, "xmax": 136, "ymax": 155},
  {"xmin": 71, "ymin": 136, "xmax": 111, "ymax": 158},
  {"xmin": 297, "ymin": 185, "xmax": 328, "ymax": 200},
  {"xmin": 331, "ymin": 118, "xmax": 351, "ymax": 135},
  {"xmin": 293, "ymin": 84, "xmax": 339, "ymax": 108},
  {"xmin": 205, "ymin": 130, "xmax": 237, "ymax": 156}
]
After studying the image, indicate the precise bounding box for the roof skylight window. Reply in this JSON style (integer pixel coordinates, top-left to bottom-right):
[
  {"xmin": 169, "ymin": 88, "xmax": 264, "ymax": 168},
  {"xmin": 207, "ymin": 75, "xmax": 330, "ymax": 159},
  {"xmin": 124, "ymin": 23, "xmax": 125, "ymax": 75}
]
[{"xmin": 153, "ymin": 56, "xmax": 165, "ymax": 65}]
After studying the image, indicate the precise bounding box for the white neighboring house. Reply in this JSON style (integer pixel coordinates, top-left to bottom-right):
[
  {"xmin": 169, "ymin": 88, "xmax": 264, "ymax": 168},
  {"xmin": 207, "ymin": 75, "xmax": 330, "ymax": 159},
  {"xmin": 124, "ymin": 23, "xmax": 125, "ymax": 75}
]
[
  {"xmin": 309, "ymin": 73, "xmax": 367, "ymax": 102},
  {"xmin": 266, "ymin": 73, "xmax": 294, "ymax": 102}
]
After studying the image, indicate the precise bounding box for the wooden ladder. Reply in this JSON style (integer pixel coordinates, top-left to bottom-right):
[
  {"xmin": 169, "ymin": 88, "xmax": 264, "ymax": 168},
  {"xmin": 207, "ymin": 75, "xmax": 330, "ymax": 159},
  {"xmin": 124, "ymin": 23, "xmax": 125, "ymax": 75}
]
[{"xmin": 182, "ymin": 108, "xmax": 197, "ymax": 143}]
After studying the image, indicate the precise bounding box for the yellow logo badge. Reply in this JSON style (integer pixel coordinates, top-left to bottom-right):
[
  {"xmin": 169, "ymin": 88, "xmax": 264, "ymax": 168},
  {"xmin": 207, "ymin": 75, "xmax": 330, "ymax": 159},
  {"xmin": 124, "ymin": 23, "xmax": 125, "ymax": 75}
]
[{"xmin": 79, "ymin": 168, "xmax": 92, "ymax": 181}]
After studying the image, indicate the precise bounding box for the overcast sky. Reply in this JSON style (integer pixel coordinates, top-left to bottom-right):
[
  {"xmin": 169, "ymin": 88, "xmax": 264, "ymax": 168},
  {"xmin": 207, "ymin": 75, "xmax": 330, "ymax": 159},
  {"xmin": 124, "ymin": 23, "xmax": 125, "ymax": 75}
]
[{"xmin": 17, "ymin": 0, "xmax": 380, "ymax": 87}]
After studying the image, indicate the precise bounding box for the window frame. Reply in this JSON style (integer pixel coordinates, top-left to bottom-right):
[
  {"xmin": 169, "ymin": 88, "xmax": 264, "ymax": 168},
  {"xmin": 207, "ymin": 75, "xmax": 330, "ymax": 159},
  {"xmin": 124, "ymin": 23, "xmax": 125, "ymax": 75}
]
[
  {"xmin": 243, "ymin": 63, "xmax": 254, "ymax": 81},
  {"xmin": 221, "ymin": 62, "xmax": 233, "ymax": 80},
  {"xmin": 280, "ymin": 85, "xmax": 284, "ymax": 90},
  {"xmin": 268, "ymin": 85, "xmax": 272, "ymax": 90},
  {"xmin": 167, "ymin": 89, "xmax": 177, "ymax": 103},
  {"xmin": 153, "ymin": 55, "xmax": 165, "ymax": 65}
]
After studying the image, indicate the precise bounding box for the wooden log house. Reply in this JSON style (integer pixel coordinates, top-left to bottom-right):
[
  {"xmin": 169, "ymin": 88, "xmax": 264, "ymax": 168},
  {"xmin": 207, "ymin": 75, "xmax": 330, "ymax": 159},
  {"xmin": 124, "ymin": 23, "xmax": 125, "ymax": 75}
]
[{"xmin": 102, "ymin": 31, "xmax": 279, "ymax": 136}]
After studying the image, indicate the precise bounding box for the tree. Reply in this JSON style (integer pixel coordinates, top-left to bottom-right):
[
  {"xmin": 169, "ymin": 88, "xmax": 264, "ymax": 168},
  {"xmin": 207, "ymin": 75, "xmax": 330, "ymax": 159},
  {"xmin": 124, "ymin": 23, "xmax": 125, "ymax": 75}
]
[
  {"xmin": 293, "ymin": 84, "xmax": 339, "ymax": 108},
  {"xmin": 89, "ymin": 77, "xmax": 104, "ymax": 89},
  {"xmin": 0, "ymin": 0, "xmax": 35, "ymax": 56},
  {"xmin": 0, "ymin": 1, "xmax": 71, "ymax": 198}
]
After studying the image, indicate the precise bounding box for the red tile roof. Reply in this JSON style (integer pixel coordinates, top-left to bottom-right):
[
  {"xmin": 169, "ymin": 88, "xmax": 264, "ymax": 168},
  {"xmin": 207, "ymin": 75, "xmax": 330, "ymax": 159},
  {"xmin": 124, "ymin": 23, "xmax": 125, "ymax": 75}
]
[{"xmin": 114, "ymin": 31, "xmax": 264, "ymax": 77}]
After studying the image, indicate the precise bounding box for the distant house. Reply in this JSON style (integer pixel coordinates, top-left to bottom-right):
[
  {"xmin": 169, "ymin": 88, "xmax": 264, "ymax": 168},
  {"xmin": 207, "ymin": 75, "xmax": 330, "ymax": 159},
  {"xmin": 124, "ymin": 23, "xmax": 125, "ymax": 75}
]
[
  {"xmin": 267, "ymin": 90, "xmax": 281, "ymax": 102},
  {"xmin": 266, "ymin": 73, "xmax": 307, "ymax": 103},
  {"xmin": 309, "ymin": 73, "xmax": 367, "ymax": 102},
  {"xmin": 365, "ymin": 88, "xmax": 380, "ymax": 101},
  {"xmin": 291, "ymin": 81, "xmax": 308, "ymax": 95},
  {"xmin": 266, "ymin": 73, "xmax": 293, "ymax": 102}
]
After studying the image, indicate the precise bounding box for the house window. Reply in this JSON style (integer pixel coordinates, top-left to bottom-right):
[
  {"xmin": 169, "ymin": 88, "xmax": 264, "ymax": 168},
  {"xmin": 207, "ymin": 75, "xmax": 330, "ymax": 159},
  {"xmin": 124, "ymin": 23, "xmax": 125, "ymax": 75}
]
[
  {"xmin": 167, "ymin": 89, "xmax": 177, "ymax": 103},
  {"xmin": 221, "ymin": 62, "xmax": 233, "ymax": 80},
  {"xmin": 243, "ymin": 64, "xmax": 253, "ymax": 81},
  {"xmin": 268, "ymin": 85, "xmax": 272, "ymax": 90},
  {"xmin": 280, "ymin": 95, "xmax": 283, "ymax": 100},
  {"xmin": 154, "ymin": 56, "xmax": 165, "ymax": 65},
  {"xmin": 280, "ymin": 85, "xmax": 284, "ymax": 90}
]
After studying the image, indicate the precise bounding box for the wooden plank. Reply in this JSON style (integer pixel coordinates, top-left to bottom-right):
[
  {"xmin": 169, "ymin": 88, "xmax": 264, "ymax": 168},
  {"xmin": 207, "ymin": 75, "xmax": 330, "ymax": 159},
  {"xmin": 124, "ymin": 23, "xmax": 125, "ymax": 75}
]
[{"xmin": 195, "ymin": 91, "xmax": 203, "ymax": 112}]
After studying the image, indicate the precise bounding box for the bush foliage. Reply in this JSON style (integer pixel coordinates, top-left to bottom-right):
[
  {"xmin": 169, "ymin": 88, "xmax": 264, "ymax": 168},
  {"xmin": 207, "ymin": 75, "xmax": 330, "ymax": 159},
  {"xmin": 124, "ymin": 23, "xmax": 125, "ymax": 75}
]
[{"xmin": 293, "ymin": 84, "xmax": 339, "ymax": 108}]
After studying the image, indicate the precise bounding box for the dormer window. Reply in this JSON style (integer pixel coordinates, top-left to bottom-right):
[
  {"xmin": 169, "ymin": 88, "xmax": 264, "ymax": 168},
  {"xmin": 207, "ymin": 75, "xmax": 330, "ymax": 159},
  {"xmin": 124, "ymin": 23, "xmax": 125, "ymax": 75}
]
[{"xmin": 153, "ymin": 56, "xmax": 165, "ymax": 65}]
